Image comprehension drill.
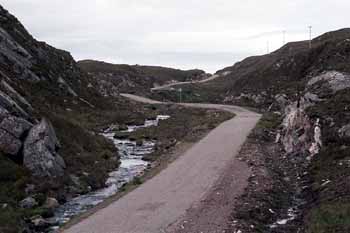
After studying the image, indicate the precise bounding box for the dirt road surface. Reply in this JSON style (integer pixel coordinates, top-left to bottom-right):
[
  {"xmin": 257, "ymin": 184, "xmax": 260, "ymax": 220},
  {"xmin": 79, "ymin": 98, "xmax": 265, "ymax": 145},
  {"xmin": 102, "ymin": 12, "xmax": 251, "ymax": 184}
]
[{"xmin": 63, "ymin": 94, "xmax": 261, "ymax": 233}]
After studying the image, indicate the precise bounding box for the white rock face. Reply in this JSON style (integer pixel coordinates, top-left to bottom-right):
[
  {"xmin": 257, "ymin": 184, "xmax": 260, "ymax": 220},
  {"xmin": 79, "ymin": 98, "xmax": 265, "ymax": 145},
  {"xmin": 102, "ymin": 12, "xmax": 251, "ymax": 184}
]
[
  {"xmin": 281, "ymin": 104, "xmax": 312, "ymax": 154},
  {"xmin": 280, "ymin": 93, "xmax": 323, "ymax": 157},
  {"xmin": 308, "ymin": 71, "xmax": 350, "ymax": 92},
  {"xmin": 309, "ymin": 119, "xmax": 322, "ymax": 157}
]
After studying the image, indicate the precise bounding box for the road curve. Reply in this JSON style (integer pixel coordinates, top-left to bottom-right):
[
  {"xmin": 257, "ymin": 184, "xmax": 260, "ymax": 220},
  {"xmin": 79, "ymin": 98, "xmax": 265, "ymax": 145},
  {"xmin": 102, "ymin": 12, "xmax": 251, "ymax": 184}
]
[
  {"xmin": 150, "ymin": 71, "xmax": 231, "ymax": 91},
  {"xmin": 64, "ymin": 94, "xmax": 261, "ymax": 233}
]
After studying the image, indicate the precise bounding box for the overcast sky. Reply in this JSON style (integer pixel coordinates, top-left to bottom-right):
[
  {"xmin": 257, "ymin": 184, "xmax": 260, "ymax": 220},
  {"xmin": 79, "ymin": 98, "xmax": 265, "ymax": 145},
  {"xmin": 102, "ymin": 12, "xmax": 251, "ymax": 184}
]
[{"xmin": 1, "ymin": 0, "xmax": 349, "ymax": 73}]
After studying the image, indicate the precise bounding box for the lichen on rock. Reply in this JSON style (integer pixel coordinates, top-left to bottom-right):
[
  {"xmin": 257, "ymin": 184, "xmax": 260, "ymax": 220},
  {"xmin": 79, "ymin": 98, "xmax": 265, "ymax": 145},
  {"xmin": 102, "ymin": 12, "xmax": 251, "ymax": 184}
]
[{"xmin": 23, "ymin": 118, "xmax": 66, "ymax": 178}]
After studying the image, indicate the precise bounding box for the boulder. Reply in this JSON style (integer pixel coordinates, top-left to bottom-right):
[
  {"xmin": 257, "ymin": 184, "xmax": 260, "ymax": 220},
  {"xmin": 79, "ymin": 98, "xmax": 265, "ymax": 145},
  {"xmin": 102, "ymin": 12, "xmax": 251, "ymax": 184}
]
[
  {"xmin": 275, "ymin": 94, "xmax": 289, "ymax": 109},
  {"xmin": 43, "ymin": 197, "xmax": 59, "ymax": 209},
  {"xmin": 0, "ymin": 116, "xmax": 32, "ymax": 138},
  {"xmin": 0, "ymin": 106, "xmax": 8, "ymax": 121},
  {"xmin": 31, "ymin": 216, "xmax": 50, "ymax": 228},
  {"xmin": 0, "ymin": 129, "xmax": 22, "ymax": 155},
  {"xmin": 281, "ymin": 105, "xmax": 312, "ymax": 154},
  {"xmin": 338, "ymin": 124, "xmax": 350, "ymax": 138},
  {"xmin": 307, "ymin": 71, "xmax": 350, "ymax": 92},
  {"xmin": 0, "ymin": 114, "xmax": 32, "ymax": 155},
  {"xmin": 304, "ymin": 92, "xmax": 322, "ymax": 103},
  {"xmin": 23, "ymin": 118, "xmax": 66, "ymax": 178},
  {"xmin": 19, "ymin": 196, "xmax": 38, "ymax": 209}
]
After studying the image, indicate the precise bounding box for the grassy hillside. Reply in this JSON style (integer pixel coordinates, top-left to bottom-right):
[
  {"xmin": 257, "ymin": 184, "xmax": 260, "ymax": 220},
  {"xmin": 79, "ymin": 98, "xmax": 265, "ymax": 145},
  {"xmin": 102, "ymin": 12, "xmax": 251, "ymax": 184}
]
[{"xmin": 78, "ymin": 60, "xmax": 207, "ymax": 96}]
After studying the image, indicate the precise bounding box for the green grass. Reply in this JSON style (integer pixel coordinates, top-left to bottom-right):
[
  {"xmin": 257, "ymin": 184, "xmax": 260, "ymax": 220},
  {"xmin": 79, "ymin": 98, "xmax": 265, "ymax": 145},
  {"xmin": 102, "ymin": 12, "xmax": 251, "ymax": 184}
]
[
  {"xmin": 0, "ymin": 155, "xmax": 31, "ymax": 233},
  {"xmin": 307, "ymin": 202, "xmax": 350, "ymax": 233},
  {"xmin": 256, "ymin": 112, "xmax": 282, "ymax": 130}
]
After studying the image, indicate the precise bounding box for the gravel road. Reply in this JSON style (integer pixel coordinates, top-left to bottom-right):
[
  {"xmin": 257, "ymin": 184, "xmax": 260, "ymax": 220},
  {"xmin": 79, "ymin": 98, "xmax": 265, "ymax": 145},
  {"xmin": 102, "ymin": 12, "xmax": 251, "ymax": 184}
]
[{"xmin": 63, "ymin": 94, "xmax": 261, "ymax": 233}]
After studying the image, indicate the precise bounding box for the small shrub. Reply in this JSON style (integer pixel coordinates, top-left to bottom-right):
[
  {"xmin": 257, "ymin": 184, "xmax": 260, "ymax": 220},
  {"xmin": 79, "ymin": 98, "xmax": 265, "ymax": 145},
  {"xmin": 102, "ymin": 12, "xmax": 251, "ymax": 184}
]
[{"xmin": 132, "ymin": 177, "xmax": 143, "ymax": 185}]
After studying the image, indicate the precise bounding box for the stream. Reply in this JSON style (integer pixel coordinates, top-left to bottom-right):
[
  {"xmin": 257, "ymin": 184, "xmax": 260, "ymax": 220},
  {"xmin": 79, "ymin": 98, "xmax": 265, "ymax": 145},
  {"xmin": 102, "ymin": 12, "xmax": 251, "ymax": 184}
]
[{"xmin": 51, "ymin": 115, "xmax": 170, "ymax": 229}]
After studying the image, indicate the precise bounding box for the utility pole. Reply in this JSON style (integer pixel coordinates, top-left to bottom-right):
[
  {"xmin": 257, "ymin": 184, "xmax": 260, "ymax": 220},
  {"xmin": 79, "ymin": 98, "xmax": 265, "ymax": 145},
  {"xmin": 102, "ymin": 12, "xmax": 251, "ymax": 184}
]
[
  {"xmin": 308, "ymin": 26, "xmax": 312, "ymax": 49},
  {"xmin": 266, "ymin": 41, "xmax": 270, "ymax": 54},
  {"xmin": 283, "ymin": 30, "xmax": 286, "ymax": 45}
]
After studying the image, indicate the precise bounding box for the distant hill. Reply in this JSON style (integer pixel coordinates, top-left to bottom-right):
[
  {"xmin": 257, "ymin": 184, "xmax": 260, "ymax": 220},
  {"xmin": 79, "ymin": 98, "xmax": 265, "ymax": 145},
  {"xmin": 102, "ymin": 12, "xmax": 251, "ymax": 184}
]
[
  {"xmin": 78, "ymin": 60, "xmax": 208, "ymax": 95},
  {"xmin": 158, "ymin": 28, "xmax": 350, "ymax": 106}
]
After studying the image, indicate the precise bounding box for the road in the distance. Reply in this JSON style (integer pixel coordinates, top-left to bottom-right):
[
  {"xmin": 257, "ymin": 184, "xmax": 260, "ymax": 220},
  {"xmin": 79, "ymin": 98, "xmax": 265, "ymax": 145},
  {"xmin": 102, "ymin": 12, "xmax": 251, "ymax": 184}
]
[
  {"xmin": 64, "ymin": 94, "xmax": 261, "ymax": 233},
  {"xmin": 150, "ymin": 71, "xmax": 231, "ymax": 91}
]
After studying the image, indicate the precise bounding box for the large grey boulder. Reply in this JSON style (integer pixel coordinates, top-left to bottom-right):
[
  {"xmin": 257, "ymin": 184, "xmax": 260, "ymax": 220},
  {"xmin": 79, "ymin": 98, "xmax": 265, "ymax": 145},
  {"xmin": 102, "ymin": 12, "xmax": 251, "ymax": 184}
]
[
  {"xmin": 0, "ymin": 129, "xmax": 22, "ymax": 155},
  {"xmin": 23, "ymin": 118, "xmax": 66, "ymax": 178},
  {"xmin": 43, "ymin": 197, "xmax": 59, "ymax": 210},
  {"xmin": 0, "ymin": 114, "xmax": 32, "ymax": 155},
  {"xmin": 0, "ymin": 116, "xmax": 32, "ymax": 138},
  {"xmin": 307, "ymin": 71, "xmax": 350, "ymax": 92}
]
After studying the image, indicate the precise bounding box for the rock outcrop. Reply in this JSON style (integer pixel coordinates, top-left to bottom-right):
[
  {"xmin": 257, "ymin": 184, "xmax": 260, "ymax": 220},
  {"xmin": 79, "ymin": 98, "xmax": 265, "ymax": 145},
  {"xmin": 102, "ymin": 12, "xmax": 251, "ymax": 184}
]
[
  {"xmin": 0, "ymin": 107, "xmax": 32, "ymax": 156},
  {"xmin": 338, "ymin": 124, "xmax": 350, "ymax": 138},
  {"xmin": 281, "ymin": 104, "xmax": 312, "ymax": 155},
  {"xmin": 307, "ymin": 71, "xmax": 350, "ymax": 93},
  {"xmin": 19, "ymin": 197, "xmax": 38, "ymax": 209},
  {"xmin": 23, "ymin": 119, "xmax": 66, "ymax": 178}
]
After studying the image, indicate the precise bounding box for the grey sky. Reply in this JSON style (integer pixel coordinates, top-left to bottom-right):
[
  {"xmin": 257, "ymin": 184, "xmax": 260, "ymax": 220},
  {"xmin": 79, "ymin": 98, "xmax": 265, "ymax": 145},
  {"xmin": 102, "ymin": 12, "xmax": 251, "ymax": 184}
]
[{"xmin": 1, "ymin": 0, "xmax": 349, "ymax": 73}]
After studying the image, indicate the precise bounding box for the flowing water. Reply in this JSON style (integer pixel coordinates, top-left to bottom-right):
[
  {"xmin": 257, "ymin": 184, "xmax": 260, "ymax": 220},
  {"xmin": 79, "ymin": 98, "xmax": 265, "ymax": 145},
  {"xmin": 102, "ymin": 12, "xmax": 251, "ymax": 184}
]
[{"xmin": 51, "ymin": 115, "xmax": 170, "ymax": 228}]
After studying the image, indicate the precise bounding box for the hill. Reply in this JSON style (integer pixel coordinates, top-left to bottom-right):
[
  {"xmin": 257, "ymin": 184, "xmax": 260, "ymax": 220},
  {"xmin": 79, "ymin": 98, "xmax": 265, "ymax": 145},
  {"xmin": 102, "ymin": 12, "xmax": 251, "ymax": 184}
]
[
  {"xmin": 0, "ymin": 5, "xmax": 158, "ymax": 232},
  {"xmin": 0, "ymin": 5, "xmax": 232, "ymax": 233},
  {"xmin": 78, "ymin": 60, "xmax": 208, "ymax": 96},
  {"xmin": 167, "ymin": 28, "xmax": 350, "ymax": 233}
]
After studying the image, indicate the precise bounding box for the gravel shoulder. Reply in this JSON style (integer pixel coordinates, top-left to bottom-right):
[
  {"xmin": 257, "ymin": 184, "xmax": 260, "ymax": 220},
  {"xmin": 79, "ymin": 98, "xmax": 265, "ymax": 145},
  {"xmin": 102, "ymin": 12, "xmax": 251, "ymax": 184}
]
[{"xmin": 63, "ymin": 95, "xmax": 261, "ymax": 233}]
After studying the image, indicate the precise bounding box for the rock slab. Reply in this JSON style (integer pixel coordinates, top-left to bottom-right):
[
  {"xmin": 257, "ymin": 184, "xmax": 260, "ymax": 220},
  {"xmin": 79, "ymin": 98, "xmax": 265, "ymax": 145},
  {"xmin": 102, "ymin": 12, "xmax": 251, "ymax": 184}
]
[{"xmin": 23, "ymin": 118, "xmax": 66, "ymax": 178}]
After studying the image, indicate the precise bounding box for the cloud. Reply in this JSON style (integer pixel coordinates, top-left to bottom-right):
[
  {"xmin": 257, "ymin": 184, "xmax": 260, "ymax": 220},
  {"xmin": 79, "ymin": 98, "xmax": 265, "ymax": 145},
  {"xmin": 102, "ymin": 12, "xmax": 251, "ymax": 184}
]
[{"xmin": 1, "ymin": 0, "xmax": 349, "ymax": 72}]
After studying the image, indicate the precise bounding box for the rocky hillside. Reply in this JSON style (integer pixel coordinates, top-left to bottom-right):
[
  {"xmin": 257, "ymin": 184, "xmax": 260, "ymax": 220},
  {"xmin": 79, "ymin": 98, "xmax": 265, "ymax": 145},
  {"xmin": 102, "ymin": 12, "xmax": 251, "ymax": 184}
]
[
  {"xmin": 0, "ymin": 5, "xmax": 162, "ymax": 232},
  {"xmin": 157, "ymin": 29, "xmax": 350, "ymax": 106},
  {"xmin": 150, "ymin": 28, "xmax": 350, "ymax": 232},
  {"xmin": 77, "ymin": 60, "xmax": 208, "ymax": 96},
  {"xmin": 208, "ymin": 29, "xmax": 350, "ymax": 232}
]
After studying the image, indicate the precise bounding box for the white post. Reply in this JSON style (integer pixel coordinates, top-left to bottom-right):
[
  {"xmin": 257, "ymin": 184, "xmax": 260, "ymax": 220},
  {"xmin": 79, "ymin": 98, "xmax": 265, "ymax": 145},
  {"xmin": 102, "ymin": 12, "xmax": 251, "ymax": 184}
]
[
  {"xmin": 308, "ymin": 26, "xmax": 312, "ymax": 49},
  {"xmin": 179, "ymin": 88, "xmax": 182, "ymax": 103}
]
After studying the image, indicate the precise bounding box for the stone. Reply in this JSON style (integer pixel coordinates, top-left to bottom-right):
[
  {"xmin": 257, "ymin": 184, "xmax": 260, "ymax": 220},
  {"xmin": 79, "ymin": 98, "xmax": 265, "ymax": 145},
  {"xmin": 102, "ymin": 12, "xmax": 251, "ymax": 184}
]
[
  {"xmin": 23, "ymin": 118, "xmax": 66, "ymax": 178},
  {"xmin": 281, "ymin": 104, "xmax": 312, "ymax": 154},
  {"xmin": 307, "ymin": 71, "xmax": 350, "ymax": 92},
  {"xmin": 338, "ymin": 124, "xmax": 350, "ymax": 138},
  {"xmin": 0, "ymin": 114, "xmax": 32, "ymax": 155},
  {"xmin": 0, "ymin": 106, "xmax": 8, "ymax": 121},
  {"xmin": 0, "ymin": 79, "xmax": 33, "ymax": 111},
  {"xmin": 0, "ymin": 115, "xmax": 32, "ymax": 138},
  {"xmin": 0, "ymin": 90, "xmax": 29, "ymax": 118},
  {"xmin": 275, "ymin": 94, "xmax": 289, "ymax": 108},
  {"xmin": 19, "ymin": 196, "xmax": 38, "ymax": 209},
  {"xmin": 58, "ymin": 77, "xmax": 78, "ymax": 97},
  {"xmin": 25, "ymin": 184, "xmax": 35, "ymax": 195},
  {"xmin": 31, "ymin": 216, "xmax": 50, "ymax": 228},
  {"xmin": 309, "ymin": 119, "xmax": 322, "ymax": 156},
  {"xmin": 0, "ymin": 129, "xmax": 22, "ymax": 155},
  {"xmin": 304, "ymin": 92, "xmax": 322, "ymax": 103},
  {"xmin": 43, "ymin": 197, "xmax": 59, "ymax": 209}
]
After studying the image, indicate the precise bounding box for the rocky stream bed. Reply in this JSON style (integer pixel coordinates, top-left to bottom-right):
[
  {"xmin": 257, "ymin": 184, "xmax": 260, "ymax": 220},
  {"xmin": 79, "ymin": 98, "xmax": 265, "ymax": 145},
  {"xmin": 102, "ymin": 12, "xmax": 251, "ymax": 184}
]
[{"xmin": 50, "ymin": 115, "xmax": 170, "ymax": 231}]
